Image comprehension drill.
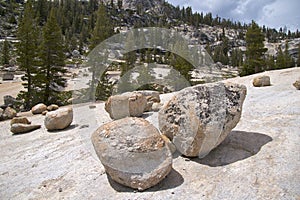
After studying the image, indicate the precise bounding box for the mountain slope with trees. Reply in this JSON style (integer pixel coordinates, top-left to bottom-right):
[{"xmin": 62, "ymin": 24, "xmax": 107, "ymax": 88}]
[{"xmin": 0, "ymin": 0, "xmax": 300, "ymax": 104}]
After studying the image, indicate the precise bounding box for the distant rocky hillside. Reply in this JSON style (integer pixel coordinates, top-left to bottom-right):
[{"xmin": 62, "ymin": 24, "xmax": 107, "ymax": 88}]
[{"xmin": 0, "ymin": 0, "xmax": 300, "ymax": 69}]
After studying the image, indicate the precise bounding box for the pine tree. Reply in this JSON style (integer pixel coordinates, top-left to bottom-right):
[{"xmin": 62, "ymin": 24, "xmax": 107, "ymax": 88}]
[
  {"xmin": 17, "ymin": 1, "xmax": 40, "ymax": 109},
  {"xmin": 1, "ymin": 39, "xmax": 10, "ymax": 65},
  {"xmin": 89, "ymin": 3, "xmax": 114, "ymax": 100},
  {"xmin": 38, "ymin": 8, "xmax": 66, "ymax": 105},
  {"xmin": 89, "ymin": 3, "xmax": 113, "ymax": 50},
  {"xmin": 276, "ymin": 46, "xmax": 285, "ymax": 69},
  {"xmin": 284, "ymin": 41, "xmax": 293, "ymax": 68},
  {"xmin": 241, "ymin": 21, "xmax": 267, "ymax": 76},
  {"xmin": 95, "ymin": 70, "xmax": 113, "ymax": 101}
]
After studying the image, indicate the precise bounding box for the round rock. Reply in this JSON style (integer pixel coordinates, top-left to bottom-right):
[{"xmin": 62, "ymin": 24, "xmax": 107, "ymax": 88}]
[
  {"xmin": 44, "ymin": 107, "xmax": 73, "ymax": 131},
  {"xmin": 91, "ymin": 117, "xmax": 172, "ymax": 191},
  {"xmin": 253, "ymin": 75, "xmax": 271, "ymax": 87},
  {"xmin": 31, "ymin": 103, "xmax": 47, "ymax": 114}
]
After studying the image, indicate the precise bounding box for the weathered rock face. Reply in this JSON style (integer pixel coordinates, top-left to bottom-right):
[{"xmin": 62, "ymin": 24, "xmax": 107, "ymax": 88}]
[
  {"xmin": 47, "ymin": 104, "xmax": 59, "ymax": 111},
  {"xmin": 31, "ymin": 103, "xmax": 47, "ymax": 115},
  {"xmin": 159, "ymin": 82, "xmax": 247, "ymax": 158},
  {"xmin": 293, "ymin": 80, "xmax": 300, "ymax": 90},
  {"xmin": 2, "ymin": 107, "xmax": 17, "ymax": 120},
  {"xmin": 11, "ymin": 124, "xmax": 41, "ymax": 134},
  {"xmin": 44, "ymin": 108, "xmax": 73, "ymax": 131},
  {"xmin": 91, "ymin": 117, "xmax": 172, "ymax": 191},
  {"xmin": 105, "ymin": 92, "xmax": 147, "ymax": 120},
  {"xmin": 10, "ymin": 117, "xmax": 31, "ymax": 125},
  {"xmin": 253, "ymin": 75, "xmax": 271, "ymax": 87}
]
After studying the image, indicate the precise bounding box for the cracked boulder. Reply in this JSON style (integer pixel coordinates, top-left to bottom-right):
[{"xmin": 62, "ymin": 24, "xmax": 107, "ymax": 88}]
[
  {"xmin": 105, "ymin": 92, "xmax": 147, "ymax": 120},
  {"xmin": 158, "ymin": 82, "xmax": 247, "ymax": 158},
  {"xmin": 91, "ymin": 117, "xmax": 172, "ymax": 191}
]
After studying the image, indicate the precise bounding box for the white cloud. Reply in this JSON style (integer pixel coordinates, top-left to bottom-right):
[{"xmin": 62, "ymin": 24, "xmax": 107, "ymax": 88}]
[{"xmin": 166, "ymin": 0, "xmax": 300, "ymax": 31}]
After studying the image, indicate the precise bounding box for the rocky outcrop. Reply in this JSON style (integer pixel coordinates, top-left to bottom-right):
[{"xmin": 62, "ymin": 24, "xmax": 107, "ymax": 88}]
[
  {"xmin": 91, "ymin": 117, "xmax": 172, "ymax": 191},
  {"xmin": 293, "ymin": 80, "xmax": 300, "ymax": 90},
  {"xmin": 10, "ymin": 117, "xmax": 31, "ymax": 125},
  {"xmin": 159, "ymin": 82, "xmax": 247, "ymax": 158},
  {"xmin": 11, "ymin": 124, "xmax": 41, "ymax": 135},
  {"xmin": 253, "ymin": 75, "xmax": 271, "ymax": 87},
  {"xmin": 44, "ymin": 108, "xmax": 73, "ymax": 131},
  {"xmin": 105, "ymin": 92, "xmax": 147, "ymax": 120},
  {"xmin": 31, "ymin": 103, "xmax": 47, "ymax": 115}
]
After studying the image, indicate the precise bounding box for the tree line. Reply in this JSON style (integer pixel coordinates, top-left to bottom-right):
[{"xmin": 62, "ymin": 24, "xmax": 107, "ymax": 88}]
[{"xmin": 1, "ymin": 0, "xmax": 300, "ymax": 104}]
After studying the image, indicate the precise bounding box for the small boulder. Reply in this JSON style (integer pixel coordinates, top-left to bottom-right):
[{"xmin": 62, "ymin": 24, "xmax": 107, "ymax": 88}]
[
  {"xmin": 11, "ymin": 123, "xmax": 41, "ymax": 134},
  {"xmin": 159, "ymin": 82, "xmax": 247, "ymax": 158},
  {"xmin": 152, "ymin": 102, "xmax": 163, "ymax": 112},
  {"xmin": 31, "ymin": 103, "xmax": 47, "ymax": 114},
  {"xmin": 253, "ymin": 75, "xmax": 271, "ymax": 87},
  {"xmin": 2, "ymin": 107, "xmax": 17, "ymax": 120},
  {"xmin": 293, "ymin": 80, "xmax": 300, "ymax": 90},
  {"xmin": 10, "ymin": 117, "xmax": 31, "ymax": 125},
  {"xmin": 91, "ymin": 117, "xmax": 172, "ymax": 191},
  {"xmin": 105, "ymin": 92, "xmax": 147, "ymax": 120},
  {"xmin": 42, "ymin": 110, "xmax": 48, "ymax": 116},
  {"xmin": 44, "ymin": 107, "xmax": 73, "ymax": 131},
  {"xmin": 47, "ymin": 104, "xmax": 59, "ymax": 111},
  {"xmin": 135, "ymin": 91, "xmax": 161, "ymax": 112}
]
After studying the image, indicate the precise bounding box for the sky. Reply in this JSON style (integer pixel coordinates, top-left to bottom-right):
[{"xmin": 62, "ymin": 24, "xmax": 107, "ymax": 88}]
[{"xmin": 166, "ymin": 0, "xmax": 300, "ymax": 32}]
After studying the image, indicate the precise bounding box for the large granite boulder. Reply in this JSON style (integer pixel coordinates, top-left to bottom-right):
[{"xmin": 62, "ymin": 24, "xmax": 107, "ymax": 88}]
[
  {"xmin": 105, "ymin": 92, "xmax": 147, "ymax": 120},
  {"xmin": 11, "ymin": 124, "xmax": 41, "ymax": 134},
  {"xmin": 253, "ymin": 75, "xmax": 271, "ymax": 87},
  {"xmin": 91, "ymin": 117, "xmax": 172, "ymax": 191},
  {"xmin": 31, "ymin": 103, "xmax": 47, "ymax": 115},
  {"xmin": 159, "ymin": 82, "xmax": 247, "ymax": 158},
  {"xmin": 44, "ymin": 107, "xmax": 73, "ymax": 131}
]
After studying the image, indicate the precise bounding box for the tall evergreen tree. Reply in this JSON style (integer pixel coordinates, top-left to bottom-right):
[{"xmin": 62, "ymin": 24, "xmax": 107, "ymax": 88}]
[
  {"xmin": 1, "ymin": 39, "xmax": 10, "ymax": 65},
  {"xmin": 241, "ymin": 21, "xmax": 267, "ymax": 76},
  {"xmin": 17, "ymin": 1, "xmax": 39, "ymax": 109},
  {"xmin": 89, "ymin": 3, "xmax": 114, "ymax": 100},
  {"xmin": 38, "ymin": 8, "xmax": 66, "ymax": 104},
  {"xmin": 284, "ymin": 41, "xmax": 293, "ymax": 68},
  {"xmin": 95, "ymin": 70, "xmax": 113, "ymax": 101},
  {"xmin": 276, "ymin": 45, "xmax": 285, "ymax": 69},
  {"xmin": 89, "ymin": 3, "xmax": 113, "ymax": 50}
]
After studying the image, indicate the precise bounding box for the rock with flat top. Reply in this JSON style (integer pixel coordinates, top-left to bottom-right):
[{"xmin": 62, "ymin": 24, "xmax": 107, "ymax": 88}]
[
  {"xmin": 105, "ymin": 92, "xmax": 147, "ymax": 120},
  {"xmin": 10, "ymin": 117, "xmax": 31, "ymax": 125},
  {"xmin": 159, "ymin": 82, "xmax": 247, "ymax": 158},
  {"xmin": 31, "ymin": 103, "xmax": 47, "ymax": 114},
  {"xmin": 11, "ymin": 124, "xmax": 41, "ymax": 134},
  {"xmin": 47, "ymin": 104, "xmax": 59, "ymax": 111},
  {"xmin": 91, "ymin": 117, "xmax": 172, "ymax": 191},
  {"xmin": 44, "ymin": 108, "xmax": 73, "ymax": 131}
]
